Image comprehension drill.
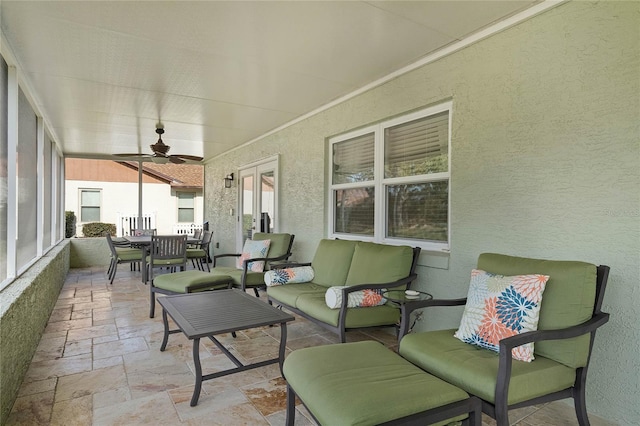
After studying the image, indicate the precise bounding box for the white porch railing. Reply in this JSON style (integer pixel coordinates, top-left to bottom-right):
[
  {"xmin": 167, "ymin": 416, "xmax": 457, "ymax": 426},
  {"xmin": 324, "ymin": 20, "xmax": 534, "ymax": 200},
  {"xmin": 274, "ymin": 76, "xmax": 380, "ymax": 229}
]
[
  {"xmin": 172, "ymin": 223, "xmax": 203, "ymax": 236},
  {"xmin": 117, "ymin": 213, "xmax": 157, "ymax": 237}
]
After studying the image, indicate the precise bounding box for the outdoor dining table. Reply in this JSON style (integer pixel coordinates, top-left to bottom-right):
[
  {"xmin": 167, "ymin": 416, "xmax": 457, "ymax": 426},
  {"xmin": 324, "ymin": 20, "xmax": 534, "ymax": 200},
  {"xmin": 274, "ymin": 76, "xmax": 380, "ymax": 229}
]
[{"xmin": 124, "ymin": 235, "xmax": 201, "ymax": 283}]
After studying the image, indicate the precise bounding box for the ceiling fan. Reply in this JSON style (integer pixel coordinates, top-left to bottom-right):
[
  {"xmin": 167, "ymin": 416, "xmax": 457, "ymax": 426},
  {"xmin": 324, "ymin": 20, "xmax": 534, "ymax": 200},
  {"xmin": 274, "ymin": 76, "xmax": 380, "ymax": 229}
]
[{"xmin": 115, "ymin": 124, "xmax": 203, "ymax": 164}]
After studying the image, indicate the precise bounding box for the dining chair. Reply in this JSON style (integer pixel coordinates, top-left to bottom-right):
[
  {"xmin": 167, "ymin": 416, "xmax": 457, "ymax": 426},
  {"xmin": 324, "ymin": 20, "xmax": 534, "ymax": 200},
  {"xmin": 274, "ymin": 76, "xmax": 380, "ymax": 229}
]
[
  {"xmin": 147, "ymin": 235, "xmax": 188, "ymax": 283},
  {"xmin": 187, "ymin": 230, "xmax": 213, "ymax": 271},
  {"xmin": 105, "ymin": 233, "xmax": 143, "ymax": 284}
]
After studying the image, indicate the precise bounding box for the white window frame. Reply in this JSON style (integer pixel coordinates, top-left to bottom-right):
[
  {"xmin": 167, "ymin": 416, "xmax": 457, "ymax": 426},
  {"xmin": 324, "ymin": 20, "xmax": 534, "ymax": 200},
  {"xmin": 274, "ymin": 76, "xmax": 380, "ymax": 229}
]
[
  {"xmin": 177, "ymin": 191, "xmax": 195, "ymax": 223},
  {"xmin": 79, "ymin": 188, "xmax": 102, "ymax": 223},
  {"xmin": 328, "ymin": 102, "xmax": 452, "ymax": 252}
]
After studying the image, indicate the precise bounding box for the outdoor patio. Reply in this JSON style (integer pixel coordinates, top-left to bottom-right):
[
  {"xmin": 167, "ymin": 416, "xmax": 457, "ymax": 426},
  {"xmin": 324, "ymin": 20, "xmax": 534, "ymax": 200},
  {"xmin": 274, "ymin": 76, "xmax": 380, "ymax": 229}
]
[{"xmin": 6, "ymin": 267, "xmax": 617, "ymax": 425}]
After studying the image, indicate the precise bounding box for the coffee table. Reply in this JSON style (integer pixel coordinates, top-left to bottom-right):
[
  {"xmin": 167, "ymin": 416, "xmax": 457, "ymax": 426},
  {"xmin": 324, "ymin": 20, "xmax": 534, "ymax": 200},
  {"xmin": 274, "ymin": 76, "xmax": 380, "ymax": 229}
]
[{"xmin": 158, "ymin": 289, "xmax": 295, "ymax": 406}]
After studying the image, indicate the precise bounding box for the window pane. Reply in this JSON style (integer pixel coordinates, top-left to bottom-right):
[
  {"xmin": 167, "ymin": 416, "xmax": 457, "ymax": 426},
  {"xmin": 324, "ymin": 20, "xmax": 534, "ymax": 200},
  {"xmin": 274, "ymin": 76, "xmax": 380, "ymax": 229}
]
[
  {"xmin": 178, "ymin": 208, "xmax": 194, "ymax": 223},
  {"xmin": 385, "ymin": 111, "xmax": 448, "ymax": 178},
  {"xmin": 0, "ymin": 55, "xmax": 7, "ymax": 282},
  {"xmin": 81, "ymin": 206, "xmax": 100, "ymax": 222},
  {"xmin": 17, "ymin": 88, "xmax": 38, "ymax": 269},
  {"xmin": 386, "ymin": 181, "xmax": 448, "ymax": 242},
  {"xmin": 81, "ymin": 190, "xmax": 100, "ymax": 206},
  {"xmin": 177, "ymin": 192, "xmax": 194, "ymax": 208},
  {"xmin": 332, "ymin": 132, "xmax": 374, "ymax": 184},
  {"xmin": 42, "ymin": 136, "xmax": 52, "ymax": 252},
  {"xmin": 334, "ymin": 188, "xmax": 374, "ymax": 235}
]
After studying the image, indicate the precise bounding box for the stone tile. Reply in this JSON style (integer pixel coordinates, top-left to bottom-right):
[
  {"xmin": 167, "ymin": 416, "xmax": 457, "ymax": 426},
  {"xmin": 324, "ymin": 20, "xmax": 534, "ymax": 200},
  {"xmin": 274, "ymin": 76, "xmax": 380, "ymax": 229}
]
[
  {"xmin": 32, "ymin": 336, "xmax": 66, "ymax": 362},
  {"xmin": 266, "ymin": 407, "xmax": 314, "ymax": 426},
  {"xmin": 286, "ymin": 334, "xmax": 334, "ymax": 351},
  {"xmin": 64, "ymin": 338, "xmax": 92, "ymax": 357},
  {"xmin": 5, "ymin": 390, "xmax": 54, "ymax": 425},
  {"xmin": 93, "ymin": 336, "xmax": 148, "ymax": 359},
  {"xmin": 93, "ymin": 333, "xmax": 119, "ymax": 345},
  {"xmin": 55, "ymin": 365, "xmax": 128, "ymax": 402},
  {"xmin": 93, "ymin": 386, "xmax": 132, "ymax": 410},
  {"xmin": 231, "ymin": 335, "xmax": 281, "ymax": 359},
  {"xmin": 126, "ymin": 361, "xmax": 195, "ymax": 400},
  {"xmin": 92, "ymin": 306, "xmax": 132, "ymax": 321},
  {"xmin": 241, "ymin": 376, "xmax": 288, "ymax": 417},
  {"xmin": 49, "ymin": 394, "xmax": 92, "ymax": 426},
  {"xmin": 71, "ymin": 308, "xmax": 93, "ymax": 320},
  {"xmin": 24, "ymin": 353, "xmax": 93, "ymax": 382},
  {"xmin": 17, "ymin": 377, "xmax": 57, "ymax": 398},
  {"xmin": 44, "ymin": 317, "xmax": 93, "ymax": 333},
  {"xmin": 93, "ymin": 392, "xmax": 182, "ymax": 425},
  {"xmin": 67, "ymin": 324, "xmax": 118, "ymax": 342},
  {"xmin": 181, "ymin": 401, "xmax": 269, "ymax": 425},
  {"xmin": 518, "ymin": 401, "xmax": 617, "ymax": 426},
  {"xmin": 93, "ymin": 355, "xmax": 123, "ymax": 370},
  {"xmin": 172, "ymin": 382, "xmax": 255, "ymax": 423},
  {"xmin": 72, "ymin": 298, "xmax": 112, "ymax": 311},
  {"xmin": 48, "ymin": 307, "xmax": 72, "ymax": 323}
]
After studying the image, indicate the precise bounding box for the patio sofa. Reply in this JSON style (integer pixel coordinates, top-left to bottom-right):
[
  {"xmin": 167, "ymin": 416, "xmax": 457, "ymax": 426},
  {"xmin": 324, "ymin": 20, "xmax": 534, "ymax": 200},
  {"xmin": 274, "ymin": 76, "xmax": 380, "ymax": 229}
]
[
  {"xmin": 266, "ymin": 239, "xmax": 421, "ymax": 342},
  {"xmin": 282, "ymin": 252, "xmax": 611, "ymax": 426}
]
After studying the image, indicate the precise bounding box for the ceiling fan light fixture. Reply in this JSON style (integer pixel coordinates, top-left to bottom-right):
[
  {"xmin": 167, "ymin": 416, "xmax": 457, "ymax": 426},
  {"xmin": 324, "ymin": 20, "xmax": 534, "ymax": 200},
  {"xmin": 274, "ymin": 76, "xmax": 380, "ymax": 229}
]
[{"xmin": 151, "ymin": 156, "xmax": 170, "ymax": 164}]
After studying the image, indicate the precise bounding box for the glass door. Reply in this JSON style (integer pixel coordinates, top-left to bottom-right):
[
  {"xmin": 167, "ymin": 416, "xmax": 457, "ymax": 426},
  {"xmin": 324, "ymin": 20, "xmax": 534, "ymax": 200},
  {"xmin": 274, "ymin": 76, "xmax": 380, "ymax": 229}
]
[{"xmin": 236, "ymin": 157, "xmax": 278, "ymax": 248}]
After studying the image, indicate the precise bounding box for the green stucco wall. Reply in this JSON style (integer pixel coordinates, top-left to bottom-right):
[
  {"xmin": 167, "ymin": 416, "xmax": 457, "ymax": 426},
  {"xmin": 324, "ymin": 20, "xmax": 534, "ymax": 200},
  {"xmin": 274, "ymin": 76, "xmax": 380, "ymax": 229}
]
[
  {"xmin": 0, "ymin": 241, "xmax": 70, "ymax": 424},
  {"xmin": 69, "ymin": 238, "xmax": 111, "ymax": 268},
  {"xmin": 205, "ymin": 1, "xmax": 639, "ymax": 423}
]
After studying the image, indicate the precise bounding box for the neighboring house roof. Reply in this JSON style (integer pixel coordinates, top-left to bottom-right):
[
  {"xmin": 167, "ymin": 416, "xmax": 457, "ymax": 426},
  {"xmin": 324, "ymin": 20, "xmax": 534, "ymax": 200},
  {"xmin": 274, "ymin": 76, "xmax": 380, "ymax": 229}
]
[
  {"xmin": 121, "ymin": 162, "xmax": 204, "ymax": 189},
  {"xmin": 65, "ymin": 158, "xmax": 203, "ymax": 190}
]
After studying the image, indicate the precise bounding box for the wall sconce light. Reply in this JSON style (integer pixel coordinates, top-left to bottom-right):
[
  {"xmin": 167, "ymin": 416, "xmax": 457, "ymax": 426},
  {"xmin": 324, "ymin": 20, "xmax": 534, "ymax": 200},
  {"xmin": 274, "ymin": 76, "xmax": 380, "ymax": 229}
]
[{"xmin": 224, "ymin": 173, "xmax": 234, "ymax": 188}]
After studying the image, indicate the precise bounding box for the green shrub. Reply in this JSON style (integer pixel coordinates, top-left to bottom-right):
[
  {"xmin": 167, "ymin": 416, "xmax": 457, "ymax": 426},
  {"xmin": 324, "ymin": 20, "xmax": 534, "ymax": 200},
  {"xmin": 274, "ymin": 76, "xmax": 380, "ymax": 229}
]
[
  {"xmin": 82, "ymin": 222, "xmax": 116, "ymax": 238},
  {"xmin": 65, "ymin": 211, "xmax": 76, "ymax": 238}
]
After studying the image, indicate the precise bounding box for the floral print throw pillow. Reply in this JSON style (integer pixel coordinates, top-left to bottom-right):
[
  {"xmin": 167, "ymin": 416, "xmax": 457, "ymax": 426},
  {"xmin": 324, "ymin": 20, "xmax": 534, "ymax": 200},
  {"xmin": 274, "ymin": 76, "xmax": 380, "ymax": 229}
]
[
  {"xmin": 236, "ymin": 239, "xmax": 271, "ymax": 272},
  {"xmin": 454, "ymin": 269, "xmax": 549, "ymax": 362}
]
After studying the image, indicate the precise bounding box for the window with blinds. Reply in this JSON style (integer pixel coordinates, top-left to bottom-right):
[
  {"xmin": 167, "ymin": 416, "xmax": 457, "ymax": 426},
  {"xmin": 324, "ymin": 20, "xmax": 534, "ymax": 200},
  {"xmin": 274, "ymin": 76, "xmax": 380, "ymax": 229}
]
[{"xmin": 329, "ymin": 102, "xmax": 451, "ymax": 250}]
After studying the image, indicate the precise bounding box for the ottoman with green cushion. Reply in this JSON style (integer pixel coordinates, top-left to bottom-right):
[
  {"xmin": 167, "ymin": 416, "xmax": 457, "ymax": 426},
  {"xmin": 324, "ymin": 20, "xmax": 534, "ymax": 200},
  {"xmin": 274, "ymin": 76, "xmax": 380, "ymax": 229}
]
[
  {"xmin": 153, "ymin": 271, "xmax": 233, "ymax": 293},
  {"xmin": 283, "ymin": 341, "xmax": 481, "ymax": 426}
]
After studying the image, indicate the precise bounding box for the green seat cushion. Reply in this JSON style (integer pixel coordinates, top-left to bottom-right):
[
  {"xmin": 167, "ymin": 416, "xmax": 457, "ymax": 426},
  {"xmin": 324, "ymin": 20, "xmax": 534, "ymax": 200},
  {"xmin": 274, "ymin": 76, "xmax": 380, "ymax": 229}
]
[
  {"xmin": 346, "ymin": 242, "xmax": 414, "ymax": 288},
  {"xmin": 186, "ymin": 248, "xmax": 206, "ymax": 258},
  {"xmin": 253, "ymin": 232, "xmax": 292, "ymax": 258},
  {"xmin": 266, "ymin": 282, "xmax": 326, "ymax": 307},
  {"xmin": 311, "ymin": 239, "xmax": 358, "ymax": 287},
  {"xmin": 148, "ymin": 257, "xmax": 186, "ymax": 266},
  {"xmin": 295, "ymin": 293, "xmax": 400, "ymax": 328},
  {"xmin": 399, "ymin": 330, "xmax": 577, "ymax": 405},
  {"xmin": 283, "ymin": 341, "xmax": 469, "ymax": 426},
  {"xmin": 153, "ymin": 271, "xmax": 232, "ymax": 293},
  {"xmin": 209, "ymin": 266, "xmax": 266, "ymax": 287},
  {"xmin": 477, "ymin": 253, "xmax": 597, "ymax": 368},
  {"xmin": 115, "ymin": 248, "xmax": 142, "ymax": 261}
]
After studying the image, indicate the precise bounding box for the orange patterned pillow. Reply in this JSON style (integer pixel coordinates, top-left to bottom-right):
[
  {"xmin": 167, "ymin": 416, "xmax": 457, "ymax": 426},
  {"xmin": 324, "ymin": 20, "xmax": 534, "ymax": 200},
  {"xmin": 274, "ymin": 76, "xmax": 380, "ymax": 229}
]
[{"xmin": 454, "ymin": 269, "xmax": 549, "ymax": 362}]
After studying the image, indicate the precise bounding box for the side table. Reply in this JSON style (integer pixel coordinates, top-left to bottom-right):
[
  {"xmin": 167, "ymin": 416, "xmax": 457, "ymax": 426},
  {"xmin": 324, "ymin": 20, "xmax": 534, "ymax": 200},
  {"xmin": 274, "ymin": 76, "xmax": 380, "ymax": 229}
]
[{"xmin": 383, "ymin": 290, "xmax": 433, "ymax": 341}]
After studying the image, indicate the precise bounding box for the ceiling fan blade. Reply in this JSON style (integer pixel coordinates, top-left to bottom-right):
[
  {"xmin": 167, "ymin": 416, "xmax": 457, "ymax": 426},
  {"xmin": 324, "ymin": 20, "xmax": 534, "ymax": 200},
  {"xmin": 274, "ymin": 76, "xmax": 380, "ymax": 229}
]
[
  {"xmin": 173, "ymin": 154, "xmax": 203, "ymax": 162},
  {"xmin": 169, "ymin": 156, "xmax": 185, "ymax": 164},
  {"xmin": 114, "ymin": 153, "xmax": 151, "ymax": 158}
]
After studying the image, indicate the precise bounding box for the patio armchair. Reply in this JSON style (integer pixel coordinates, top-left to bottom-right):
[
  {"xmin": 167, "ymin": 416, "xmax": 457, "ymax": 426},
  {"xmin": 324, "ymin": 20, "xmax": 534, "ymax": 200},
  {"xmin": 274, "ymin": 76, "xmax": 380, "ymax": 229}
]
[
  {"xmin": 187, "ymin": 230, "xmax": 213, "ymax": 271},
  {"xmin": 397, "ymin": 253, "xmax": 610, "ymax": 425},
  {"xmin": 209, "ymin": 233, "xmax": 295, "ymax": 297},
  {"xmin": 105, "ymin": 233, "xmax": 143, "ymax": 284}
]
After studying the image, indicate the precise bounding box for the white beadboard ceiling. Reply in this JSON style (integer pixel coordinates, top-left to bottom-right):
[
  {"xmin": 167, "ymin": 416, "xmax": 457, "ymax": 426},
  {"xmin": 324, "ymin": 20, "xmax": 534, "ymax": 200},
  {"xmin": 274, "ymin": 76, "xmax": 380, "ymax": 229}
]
[{"xmin": 1, "ymin": 1, "xmax": 541, "ymax": 162}]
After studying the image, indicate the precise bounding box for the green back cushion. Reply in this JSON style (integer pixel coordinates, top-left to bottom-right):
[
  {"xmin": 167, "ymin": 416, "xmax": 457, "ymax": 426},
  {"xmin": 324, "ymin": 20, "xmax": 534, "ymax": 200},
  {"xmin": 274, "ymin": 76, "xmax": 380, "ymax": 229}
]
[
  {"xmin": 253, "ymin": 232, "xmax": 292, "ymax": 258},
  {"xmin": 311, "ymin": 239, "xmax": 358, "ymax": 287},
  {"xmin": 345, "ymin": 242, "xmax": 414, "ymax": 286},
  {"xmin": 477, "ymin": 253, "xmax": 597, "ymax": 368}
]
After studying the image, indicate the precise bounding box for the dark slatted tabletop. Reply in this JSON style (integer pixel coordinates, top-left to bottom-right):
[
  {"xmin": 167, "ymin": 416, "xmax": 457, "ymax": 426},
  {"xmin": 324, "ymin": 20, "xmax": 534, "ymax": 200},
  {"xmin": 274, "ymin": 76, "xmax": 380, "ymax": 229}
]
[{"xmin": 158, "ymin": 289, "xmax": 295, "ymax": 339}]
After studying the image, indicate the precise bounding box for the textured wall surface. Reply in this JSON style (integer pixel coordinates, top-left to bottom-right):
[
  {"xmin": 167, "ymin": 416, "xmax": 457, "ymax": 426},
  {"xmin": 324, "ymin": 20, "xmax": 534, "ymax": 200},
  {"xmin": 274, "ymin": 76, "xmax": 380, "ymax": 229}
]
[
  {"xmin": 204, "ymin": 1, "xmax": 639, "ymax": 422},
  {"xmin": 0, "ymin": 241, "xmax": 70, "ymax": 424},
  {"xmin": 69, "ymin": 238, "xmax": 111, "ymax": 268}
]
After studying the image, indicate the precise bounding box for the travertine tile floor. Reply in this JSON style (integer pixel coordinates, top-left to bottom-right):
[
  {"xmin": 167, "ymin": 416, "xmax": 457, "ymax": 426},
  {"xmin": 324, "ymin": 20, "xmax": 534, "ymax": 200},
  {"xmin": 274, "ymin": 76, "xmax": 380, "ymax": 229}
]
[{"xmin": 7, "ymin": 267, "xmax": 617, "ymax": 425}]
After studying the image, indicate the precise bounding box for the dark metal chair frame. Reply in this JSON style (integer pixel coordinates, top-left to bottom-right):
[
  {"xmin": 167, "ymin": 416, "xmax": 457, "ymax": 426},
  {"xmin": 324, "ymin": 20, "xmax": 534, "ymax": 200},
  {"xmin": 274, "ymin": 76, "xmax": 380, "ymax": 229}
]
[
  {"xmin": 269, "ymin": 246, "xmax": 422, "ymax": 343},
  {"xmin": 213, "ymin": 234, "xmax": 295, "ymax": 297},
  {"xmin": 105, "ymin": 233, "xmax": 142, "ymax": 284},
  {"xmin": 187, "ymin": 230, "xmax": 213, "ymax": 271},
  {"xmin": 400, "ymin": 265, "xmax": 610, "ymax": 426}
]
